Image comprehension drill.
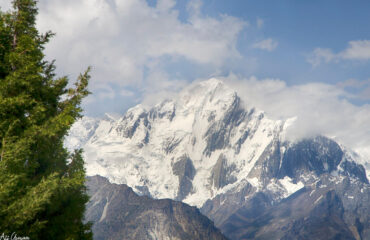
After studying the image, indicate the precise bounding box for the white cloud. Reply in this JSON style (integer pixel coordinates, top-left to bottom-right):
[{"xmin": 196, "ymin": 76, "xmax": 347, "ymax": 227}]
[
  {"xmin": 340, "ymin": 40, "xmax": 370, "ymax": 60},
  {"xmin": 337, "ymin": 78, "xmax": 370, "ymax": 89},
  {"xmin": 156, "ymin": 0, "xmax": 176, "ymax": 12},
  {"xmin": 307, "ymin": 48, "xmax": 336, "ymax": 67},
  {"xmin": 223, "ymin": 74, "xmax": 370, "ymax": 154},
  {"xmin": 187, "ymin": 0, "xmax": 202, "ymax": 17},
  {"xmin": 337, "ymin": 78, "xmax": 370, "ymax": 100},
  {"xmin": 256, "ymin": 18, "xmax": 264, "ymax": 28},
  {"xmin": 120, "ymin": 89, "xmax": 135, "ymax": 97},
  {"xmin": 140, "ymin": 69, "xmax": 188, "ymax": 107},
  {"xmin": 95, "ymin": 84, "xmax": 116, "ymax": 100},
  {"xmin": 253, "ymin": 38, "xmax": 278, "ymax": 51},
  {"xmin": 0, "ymin": 0, "xmax": 11, "ymax": 11},
  {"xmin": 0, "ymin": 0, "xmax": 246, "ymax": 111},
  {"xmin": 34, "ymin": 0, "xmax": 246, "ymax": 85},
  {"xmin": 308, "ymin": 40, "xmax": 370, "ymax": 66}
]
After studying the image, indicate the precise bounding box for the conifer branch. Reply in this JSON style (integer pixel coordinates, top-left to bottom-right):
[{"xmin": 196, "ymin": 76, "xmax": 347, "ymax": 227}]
[{"xmin": 0, "ymin": 137, "xmax": 5, "ymax": 161}]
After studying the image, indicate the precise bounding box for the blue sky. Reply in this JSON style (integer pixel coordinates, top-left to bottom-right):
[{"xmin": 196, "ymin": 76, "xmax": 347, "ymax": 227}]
[
  {"xmin": 1, "ymin": 0, "xmax": 370, "ymax": 109},
  {"xmin": 1, "ymin": 0, "xmax": 370, "ymax": 154},
  {"xmin": 172, "ymin": 0, "xmax": 370, "ymax": 84},
  {"xmin": 1, "ymin": 0, "xmax": 369, "ymax": 112},
  {"xmin": 139, "ymin": 0, "xmax": 370, "ymax": 112}
]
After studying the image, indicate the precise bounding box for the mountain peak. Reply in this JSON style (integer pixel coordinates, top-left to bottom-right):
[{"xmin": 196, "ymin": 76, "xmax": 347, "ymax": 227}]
[
  {"xmin": 184, "ymin": 78, "xmax": 233, "ymax": 97},
  {"xmin": 199, "ymin": 77, "xmax": 225, "ymax": 88},
  {"xmin": 66, "ymin": 78, "xmax": 370, "ymax": 240},
  {"xmin": 66, "ymin": 79, "xmax": 369, "ymax": 209},
  {"xmin": 177, "ymin": 78, "xmax": 238, "ymax": 114}
]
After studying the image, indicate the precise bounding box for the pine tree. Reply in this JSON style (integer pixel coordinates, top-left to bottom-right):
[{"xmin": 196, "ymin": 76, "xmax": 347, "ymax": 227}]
[{"xmin": 0, "ymin": 0, "xmax": 92, "ymax": 239}]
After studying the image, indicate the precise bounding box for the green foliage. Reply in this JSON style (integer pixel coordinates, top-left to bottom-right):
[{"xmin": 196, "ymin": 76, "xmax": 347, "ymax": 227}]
[{"xmin": 0, "ymin": 0, "xmax": 92, "ymax": 239}]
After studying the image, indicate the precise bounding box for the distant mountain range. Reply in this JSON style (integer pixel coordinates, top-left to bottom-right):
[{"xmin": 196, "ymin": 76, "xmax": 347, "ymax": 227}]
[{"xmin": 67, "ymin": 79, "xmax": 369, "ymax": 239}]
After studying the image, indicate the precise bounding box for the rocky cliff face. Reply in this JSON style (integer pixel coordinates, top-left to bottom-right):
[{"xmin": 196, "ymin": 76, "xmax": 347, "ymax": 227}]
[
  {"xmin": 67, "ymin": 79, "xmax": 370, "ymax": 240},
  {"xmin": 211, "ymin": 174, "xmax": 369, "ymax": 240},
  {"xmin": 85, "ymin": 175, "xmax": 227, "ymax": 240},
  {"xmin": 201, "ymin": 136, "xmax": 369, "ymax": 240}
]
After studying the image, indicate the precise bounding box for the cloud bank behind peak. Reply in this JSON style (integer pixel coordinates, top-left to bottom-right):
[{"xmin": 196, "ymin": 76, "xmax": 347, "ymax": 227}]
[{"xmin": 223, "ymin": 75, "xmax": 370, "ymax": 157}]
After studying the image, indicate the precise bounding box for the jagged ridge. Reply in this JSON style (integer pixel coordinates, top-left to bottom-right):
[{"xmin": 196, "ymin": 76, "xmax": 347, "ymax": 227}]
[
  {"xmin": 67, "ymin": 79, "xmax": 370, "ymax": 239},
  {"xmin": 86, "ymin": 175, "xmax": 227, "ymax": 240}
]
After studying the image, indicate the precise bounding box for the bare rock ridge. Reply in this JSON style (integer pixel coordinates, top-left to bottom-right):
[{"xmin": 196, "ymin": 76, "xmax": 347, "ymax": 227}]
[
  {"xmin": 211, "ymin": 154, "xmax": 236, "ymax": 189},
  {"xmin": 216, "ymin": 174, "xmax": 370, "ymax": 240},
  {"xmin": 85, "ymin": 175, "xmax": 228, "ymax": 240},
  {"xmin": 172, "ymin": 155, "xmax": 196, "ymax": 200},
  {"xmin": 67, "ymin": 79, "xmax": 370, "ymax": 239},
  {"xmin": 201, "ymin": 137, "xmax": 369, "ymax": 240}
]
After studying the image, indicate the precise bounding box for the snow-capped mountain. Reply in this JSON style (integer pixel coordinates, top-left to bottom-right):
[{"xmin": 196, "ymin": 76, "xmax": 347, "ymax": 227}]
[
  {"xmin": 67, "ymin": 79, "xmax": 290, "ymax": 205},
  {"xmin": 67, "ymin": 79, "xmax": 369, "ymax": 239}
]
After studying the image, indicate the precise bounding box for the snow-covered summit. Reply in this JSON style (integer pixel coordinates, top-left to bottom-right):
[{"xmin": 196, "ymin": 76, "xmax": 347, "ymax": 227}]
[{"xmin": 66, "ymin": 79, "xmax": 368, "ymax": 207}]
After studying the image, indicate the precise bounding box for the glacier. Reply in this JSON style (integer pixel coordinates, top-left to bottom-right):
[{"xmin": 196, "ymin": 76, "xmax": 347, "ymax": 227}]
[{"xmin": 66, "ymin": 78, "xmax": 369, "ymax": 208}]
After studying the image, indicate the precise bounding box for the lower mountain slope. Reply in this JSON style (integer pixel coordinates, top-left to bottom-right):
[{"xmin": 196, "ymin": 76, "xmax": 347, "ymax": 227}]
[
  {"xmin": 67, "ymin": 79, "xmax": 370, "ymax": 240},
  {"xmin": 217, "ymin": 174, "xmax": 369, "ymax": 240},
  {"xmin": 201, "ymin": 137, "xmax": 369, "ymax": 240},
  {"xmin": 85, "ymin": 175, "xmax": 228, "ymax": 240}
]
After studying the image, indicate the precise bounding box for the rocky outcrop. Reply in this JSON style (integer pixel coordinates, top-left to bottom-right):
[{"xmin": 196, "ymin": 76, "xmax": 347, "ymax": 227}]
[
  {"xmin": 278, "ymin": 136, "xmax": 344, "ymax": 179},
  {"xmin": 201, "ymin": 182, "xmax": 259, "ymax": 228},
  {"xmin": 203, "ymin": 94, "xmax": 246, "ymax": 156},
  {"xmin": 200, "ymin": 136, "xmax": 369, "ymax": 240},
  {"xmin": 211, "ymin": 154, "xmax": 236, "ymax": 189},
  {"xmin": 203, "ymin": 173, "xmax": 369, "ymax": 240},
  {"xmin": 85, "ymin": 175, "xmax": 228, "ymax": 240},
  {"xmin": 172, "ymin": 155, "xmax": 196, "ymax": 200},
  {"xmin": 247, "ymin": 137, "xmax": 283, "ymax": 185}
]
